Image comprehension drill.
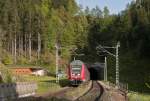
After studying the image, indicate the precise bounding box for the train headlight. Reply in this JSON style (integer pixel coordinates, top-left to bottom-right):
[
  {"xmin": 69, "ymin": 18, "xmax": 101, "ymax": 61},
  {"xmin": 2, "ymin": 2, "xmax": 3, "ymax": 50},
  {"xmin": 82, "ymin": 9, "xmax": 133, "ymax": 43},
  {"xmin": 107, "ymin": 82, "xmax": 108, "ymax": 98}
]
[{"xmin": 78, "ymin": 74, "xmax": 80, "ymax": 76}]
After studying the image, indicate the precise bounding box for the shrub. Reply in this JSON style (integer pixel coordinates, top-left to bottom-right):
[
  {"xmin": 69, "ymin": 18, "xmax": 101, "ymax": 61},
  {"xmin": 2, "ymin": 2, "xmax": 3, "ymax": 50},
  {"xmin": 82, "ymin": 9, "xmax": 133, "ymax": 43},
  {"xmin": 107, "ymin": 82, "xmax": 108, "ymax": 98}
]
[
  {"xmin": 0, "ymin": 63, "xmax": 12, "ymax": 83},
  {"xmin": 41, "ymin": 52, "xmax": 52, "ymax": 65},
  {"xmin": 48, "ymin": 65, "xmax": 56, "ymax": 76},
  {"xmin": 2, "ymin": 53, "xmax": 13, "ymax": 65},
  {"xmin": 17, "ymin": 57, "xmax": 28, "ymax": 64}
]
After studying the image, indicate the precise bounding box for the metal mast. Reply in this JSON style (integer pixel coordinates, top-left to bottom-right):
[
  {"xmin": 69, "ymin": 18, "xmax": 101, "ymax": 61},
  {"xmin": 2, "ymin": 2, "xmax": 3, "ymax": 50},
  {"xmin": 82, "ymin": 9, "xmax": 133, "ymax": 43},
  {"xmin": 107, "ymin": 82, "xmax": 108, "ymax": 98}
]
[
  {"xmin": 55, "ymin": 43, "xmax": 60, "ymax": 83},
  {"xmin": 96, "ymin": 42, "xmax": 120, "ymax": 85},
  {"xmin": 104, "ymin": 56, "xmax": 107, "ymax": 81},
  {"xmin": 116, "ymin": 42, "xmax": 120, "ymax": 85}
]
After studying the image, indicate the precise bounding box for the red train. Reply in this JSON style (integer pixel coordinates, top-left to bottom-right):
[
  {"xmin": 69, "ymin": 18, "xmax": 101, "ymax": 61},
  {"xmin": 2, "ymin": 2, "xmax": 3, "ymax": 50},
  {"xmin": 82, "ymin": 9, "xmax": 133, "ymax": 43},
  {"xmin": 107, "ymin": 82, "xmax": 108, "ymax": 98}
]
[{"xmin": 68, "ymin": 60, "xmax": 90, "ymax": 85}]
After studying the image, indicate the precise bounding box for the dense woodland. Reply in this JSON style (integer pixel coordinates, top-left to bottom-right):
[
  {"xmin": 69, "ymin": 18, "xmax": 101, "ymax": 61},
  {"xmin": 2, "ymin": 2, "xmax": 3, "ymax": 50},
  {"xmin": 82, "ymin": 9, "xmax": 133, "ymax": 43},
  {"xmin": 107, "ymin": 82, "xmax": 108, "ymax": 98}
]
[{"xmin": 0, "ymin": 0, "xmax": 149, "ymax": 93}]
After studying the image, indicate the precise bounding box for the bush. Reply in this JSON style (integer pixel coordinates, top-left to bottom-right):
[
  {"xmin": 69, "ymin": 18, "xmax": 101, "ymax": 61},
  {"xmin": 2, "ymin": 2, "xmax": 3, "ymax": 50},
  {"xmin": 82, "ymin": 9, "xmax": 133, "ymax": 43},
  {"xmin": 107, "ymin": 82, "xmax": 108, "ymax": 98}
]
[
  {"xmin": 17, "ymin": 57, "xmax": 28, "ymax": 64},
  {"xmin": 0, "ymin": 63, "xmax": 12, "ymax": 83},
  {"xmin": 48, "ymin": 65, "xmax": 56, "ymax": 76},
  {"xmin": 2, "ymin": 53, "xmax": 13, "ymax": 65},
  {"xmin": 41, "ymin": 52, "xmax": 52, "ymax": 65}
]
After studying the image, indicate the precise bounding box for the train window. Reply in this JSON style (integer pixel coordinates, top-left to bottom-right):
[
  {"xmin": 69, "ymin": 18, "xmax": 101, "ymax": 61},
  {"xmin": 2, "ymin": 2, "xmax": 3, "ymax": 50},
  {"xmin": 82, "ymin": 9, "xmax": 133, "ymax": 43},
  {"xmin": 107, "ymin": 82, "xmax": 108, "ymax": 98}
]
[{"xmin": 71, "ymin": 65, "xmax": 81, "ymax": 74}]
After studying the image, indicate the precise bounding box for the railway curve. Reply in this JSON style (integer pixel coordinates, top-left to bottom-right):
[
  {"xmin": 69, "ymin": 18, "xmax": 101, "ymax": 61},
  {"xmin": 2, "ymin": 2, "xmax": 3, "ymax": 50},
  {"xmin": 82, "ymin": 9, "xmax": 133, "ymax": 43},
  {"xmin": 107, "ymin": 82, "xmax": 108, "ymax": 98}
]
[{"xmin": 76, "ymin": 80, "xmax": 104, "ymax": 101}]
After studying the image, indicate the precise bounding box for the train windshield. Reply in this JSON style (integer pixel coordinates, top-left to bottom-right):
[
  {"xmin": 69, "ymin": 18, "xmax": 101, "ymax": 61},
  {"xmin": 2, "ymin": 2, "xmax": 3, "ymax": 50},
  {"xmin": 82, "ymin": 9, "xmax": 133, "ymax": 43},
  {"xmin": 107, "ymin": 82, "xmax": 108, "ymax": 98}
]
[
  {"xmin": 72, "ymin": 65, "xmax": 81, "ymax": 74},
  {"xmin": 70, "ymin": 60, "xmax": 83, "ymax": 74}
]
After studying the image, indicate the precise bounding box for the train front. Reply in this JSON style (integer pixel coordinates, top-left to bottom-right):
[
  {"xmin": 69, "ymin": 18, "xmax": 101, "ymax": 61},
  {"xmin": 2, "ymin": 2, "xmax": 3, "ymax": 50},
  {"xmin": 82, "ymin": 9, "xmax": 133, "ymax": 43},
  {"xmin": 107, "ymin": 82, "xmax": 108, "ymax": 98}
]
[{"xmin": 68, "ymin": 60, "xmax": 84, "ymax": 85}]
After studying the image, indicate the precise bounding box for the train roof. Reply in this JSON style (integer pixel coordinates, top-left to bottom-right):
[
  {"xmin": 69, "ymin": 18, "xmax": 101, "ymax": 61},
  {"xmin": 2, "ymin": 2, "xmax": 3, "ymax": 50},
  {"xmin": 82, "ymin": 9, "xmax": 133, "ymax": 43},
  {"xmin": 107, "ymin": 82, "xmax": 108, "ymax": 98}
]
[{"xmin": 70, "ymin": 60, "xmax": 84, "ymax": 65}]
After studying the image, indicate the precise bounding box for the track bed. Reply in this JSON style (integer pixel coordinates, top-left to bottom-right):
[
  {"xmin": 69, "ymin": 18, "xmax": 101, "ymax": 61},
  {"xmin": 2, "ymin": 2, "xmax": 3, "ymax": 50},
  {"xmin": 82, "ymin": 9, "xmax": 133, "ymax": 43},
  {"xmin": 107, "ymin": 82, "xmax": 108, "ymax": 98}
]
[{"xmin": 76, "ymin": 81, "xmax": 104, "ymax": 101}]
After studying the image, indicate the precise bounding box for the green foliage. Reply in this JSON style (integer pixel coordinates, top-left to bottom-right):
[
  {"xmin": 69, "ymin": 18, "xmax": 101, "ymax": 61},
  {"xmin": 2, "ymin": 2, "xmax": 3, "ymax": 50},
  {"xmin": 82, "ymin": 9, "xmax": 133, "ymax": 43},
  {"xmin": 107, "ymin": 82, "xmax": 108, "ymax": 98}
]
[
  {"xmin": 17, "ymin": 57, "xmax": 28, "ymax": 64},
  {"xmin": 78, "ymin": 0, "xmax": 150, "ymax": 93},
  {"xmin": 49, "ymin": 65, "xmax": 57, "ymax": 75},
  {"xmin": 40, "ymin": 53, "xmax": 51, "ymax": 65},
  {"xmin": 0, "ymin": 0, "xmax": 149, "ymax": 94},
  {"xmin": 116, "ymin": 0, "xmax": 150, "ymax": 93},
  {"xmin": 0, "ymin": 63, "xmax": 12, "ymax": 83},
  {"xmin": 2, "ymin": 53, "xmax": 13, "ymax": 65},
  {"xmin": 103, "ymin": 6, "xmax": 109, "ymax": 17},
  {"xmin": 128, "ymin": 92, "xmax": 150, "ymax": 101}
]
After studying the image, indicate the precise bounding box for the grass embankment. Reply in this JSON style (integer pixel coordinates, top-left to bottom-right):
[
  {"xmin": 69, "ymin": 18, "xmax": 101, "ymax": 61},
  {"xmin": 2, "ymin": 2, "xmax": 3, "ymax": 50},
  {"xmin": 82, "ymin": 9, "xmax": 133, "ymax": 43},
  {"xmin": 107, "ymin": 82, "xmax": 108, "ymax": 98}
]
[
  {"xmin": 128, "ymin": 92, "xmax": 150, "ymax": 101},
  {"xmin": 100, "ymin": 81, "xmax": 150, "ymax": 101},
  {"xmin": 22, "ymin": 75, "xmax": 68, "ymax": 94}
]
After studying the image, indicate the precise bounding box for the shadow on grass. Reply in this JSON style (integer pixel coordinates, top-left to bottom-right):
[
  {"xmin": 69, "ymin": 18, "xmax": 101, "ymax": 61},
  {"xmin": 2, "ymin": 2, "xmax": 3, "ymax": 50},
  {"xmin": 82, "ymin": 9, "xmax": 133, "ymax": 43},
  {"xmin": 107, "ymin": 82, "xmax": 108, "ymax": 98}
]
[
  {"xmin": 39, "ymin": 79, "xmax": 70, "ymax": 87},
  {"xmin": 48, "ymin": 73, "xmax": 56, "ymax": 77}
]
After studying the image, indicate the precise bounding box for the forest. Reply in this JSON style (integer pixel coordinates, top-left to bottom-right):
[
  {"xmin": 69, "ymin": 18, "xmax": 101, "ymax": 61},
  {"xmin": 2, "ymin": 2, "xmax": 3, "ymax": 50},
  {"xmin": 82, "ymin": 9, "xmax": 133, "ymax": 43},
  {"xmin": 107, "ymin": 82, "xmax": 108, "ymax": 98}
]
[{"xmin": 0, "ymin": 0, "xmax": 149, "ymax": 93}]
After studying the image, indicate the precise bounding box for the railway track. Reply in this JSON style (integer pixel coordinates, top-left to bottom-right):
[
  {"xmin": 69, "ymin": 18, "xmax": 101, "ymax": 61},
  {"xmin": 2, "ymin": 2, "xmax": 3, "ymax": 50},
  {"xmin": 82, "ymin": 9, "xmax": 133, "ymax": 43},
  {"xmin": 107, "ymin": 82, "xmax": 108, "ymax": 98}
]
[{"xmin": 76, "ymin": 80, "xmax": 104, "ymax": 101}]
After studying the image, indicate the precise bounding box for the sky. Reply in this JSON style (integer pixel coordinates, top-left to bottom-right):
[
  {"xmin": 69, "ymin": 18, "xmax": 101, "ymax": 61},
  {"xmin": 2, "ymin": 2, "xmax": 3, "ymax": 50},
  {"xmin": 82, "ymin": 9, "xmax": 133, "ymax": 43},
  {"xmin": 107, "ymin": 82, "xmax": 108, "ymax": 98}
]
[{"xmin": 75, "ymin": 0, "xmax": 134, "ymax": 14}]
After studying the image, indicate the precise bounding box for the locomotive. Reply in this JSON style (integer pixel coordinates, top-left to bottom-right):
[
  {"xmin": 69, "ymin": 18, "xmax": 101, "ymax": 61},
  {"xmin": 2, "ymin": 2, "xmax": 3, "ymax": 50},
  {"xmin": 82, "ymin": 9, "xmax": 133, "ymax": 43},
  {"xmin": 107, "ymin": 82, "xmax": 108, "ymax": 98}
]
[{"xmin": 68, "ymin": 60, "xmax": 90, "ymax": 85}]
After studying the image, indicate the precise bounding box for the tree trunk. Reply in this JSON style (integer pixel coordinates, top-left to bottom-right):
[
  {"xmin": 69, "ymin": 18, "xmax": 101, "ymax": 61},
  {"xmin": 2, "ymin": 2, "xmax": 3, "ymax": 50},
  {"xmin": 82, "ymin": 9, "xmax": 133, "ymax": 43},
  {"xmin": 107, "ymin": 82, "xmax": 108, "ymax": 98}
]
[
  {"xmin": 0, "ymin": 31, "xmax": 2, "ymax": 63},
  {"xmin": 7, "ymin": 33, "xmax": 11, "ymax": 52},
  {"xmin": 29, "ymin": 33, "xmax": 31, "ymax": 62},
  {"xmin": 11, "ymin": 39, "xmax": 14, "ymax": 57},
  {"xmin": 29, "ymin": 10, "xmax": 32, "ymax": 62},
  {"xmin": 24, "ymin": 33, "xmax": 27, "ymax": 58},
  {"xmin": 37, "ymin": 32, "xmax": 41, "ymax": 60},
  {"xmin": 7, "ymin": 36, "xmax": 10, "ymax": 52},
  {"xmin": 21, "ymin": 34, "xmax": 23, "ymax": 57},
  {"xmin": 18, "ymin": 34, "xmax": 21, "ymax": 57},
  {"xmin": 14, "ymin": 34, "xmax": 17, "ymax": 64}
]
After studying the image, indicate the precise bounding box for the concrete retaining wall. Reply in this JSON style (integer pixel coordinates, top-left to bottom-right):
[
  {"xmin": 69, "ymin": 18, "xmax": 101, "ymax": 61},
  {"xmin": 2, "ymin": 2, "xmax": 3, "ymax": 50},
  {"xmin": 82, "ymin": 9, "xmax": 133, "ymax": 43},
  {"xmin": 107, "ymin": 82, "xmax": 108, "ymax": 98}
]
[{"xmin": 0, "ymin": 82, "xmax": 37, "ymax": 101}]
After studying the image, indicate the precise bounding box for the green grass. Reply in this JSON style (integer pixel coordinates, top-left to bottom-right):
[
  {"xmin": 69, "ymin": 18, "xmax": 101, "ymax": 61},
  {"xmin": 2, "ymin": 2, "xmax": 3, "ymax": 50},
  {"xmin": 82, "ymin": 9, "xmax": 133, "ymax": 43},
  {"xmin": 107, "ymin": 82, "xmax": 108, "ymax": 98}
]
[
  {"xmin": 22, "ymin": 75, "xmax": 65, "ymax": 94},
  {"xmin": 128, "ymin": 92, "xmax": 150, "ymax": 101}
]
